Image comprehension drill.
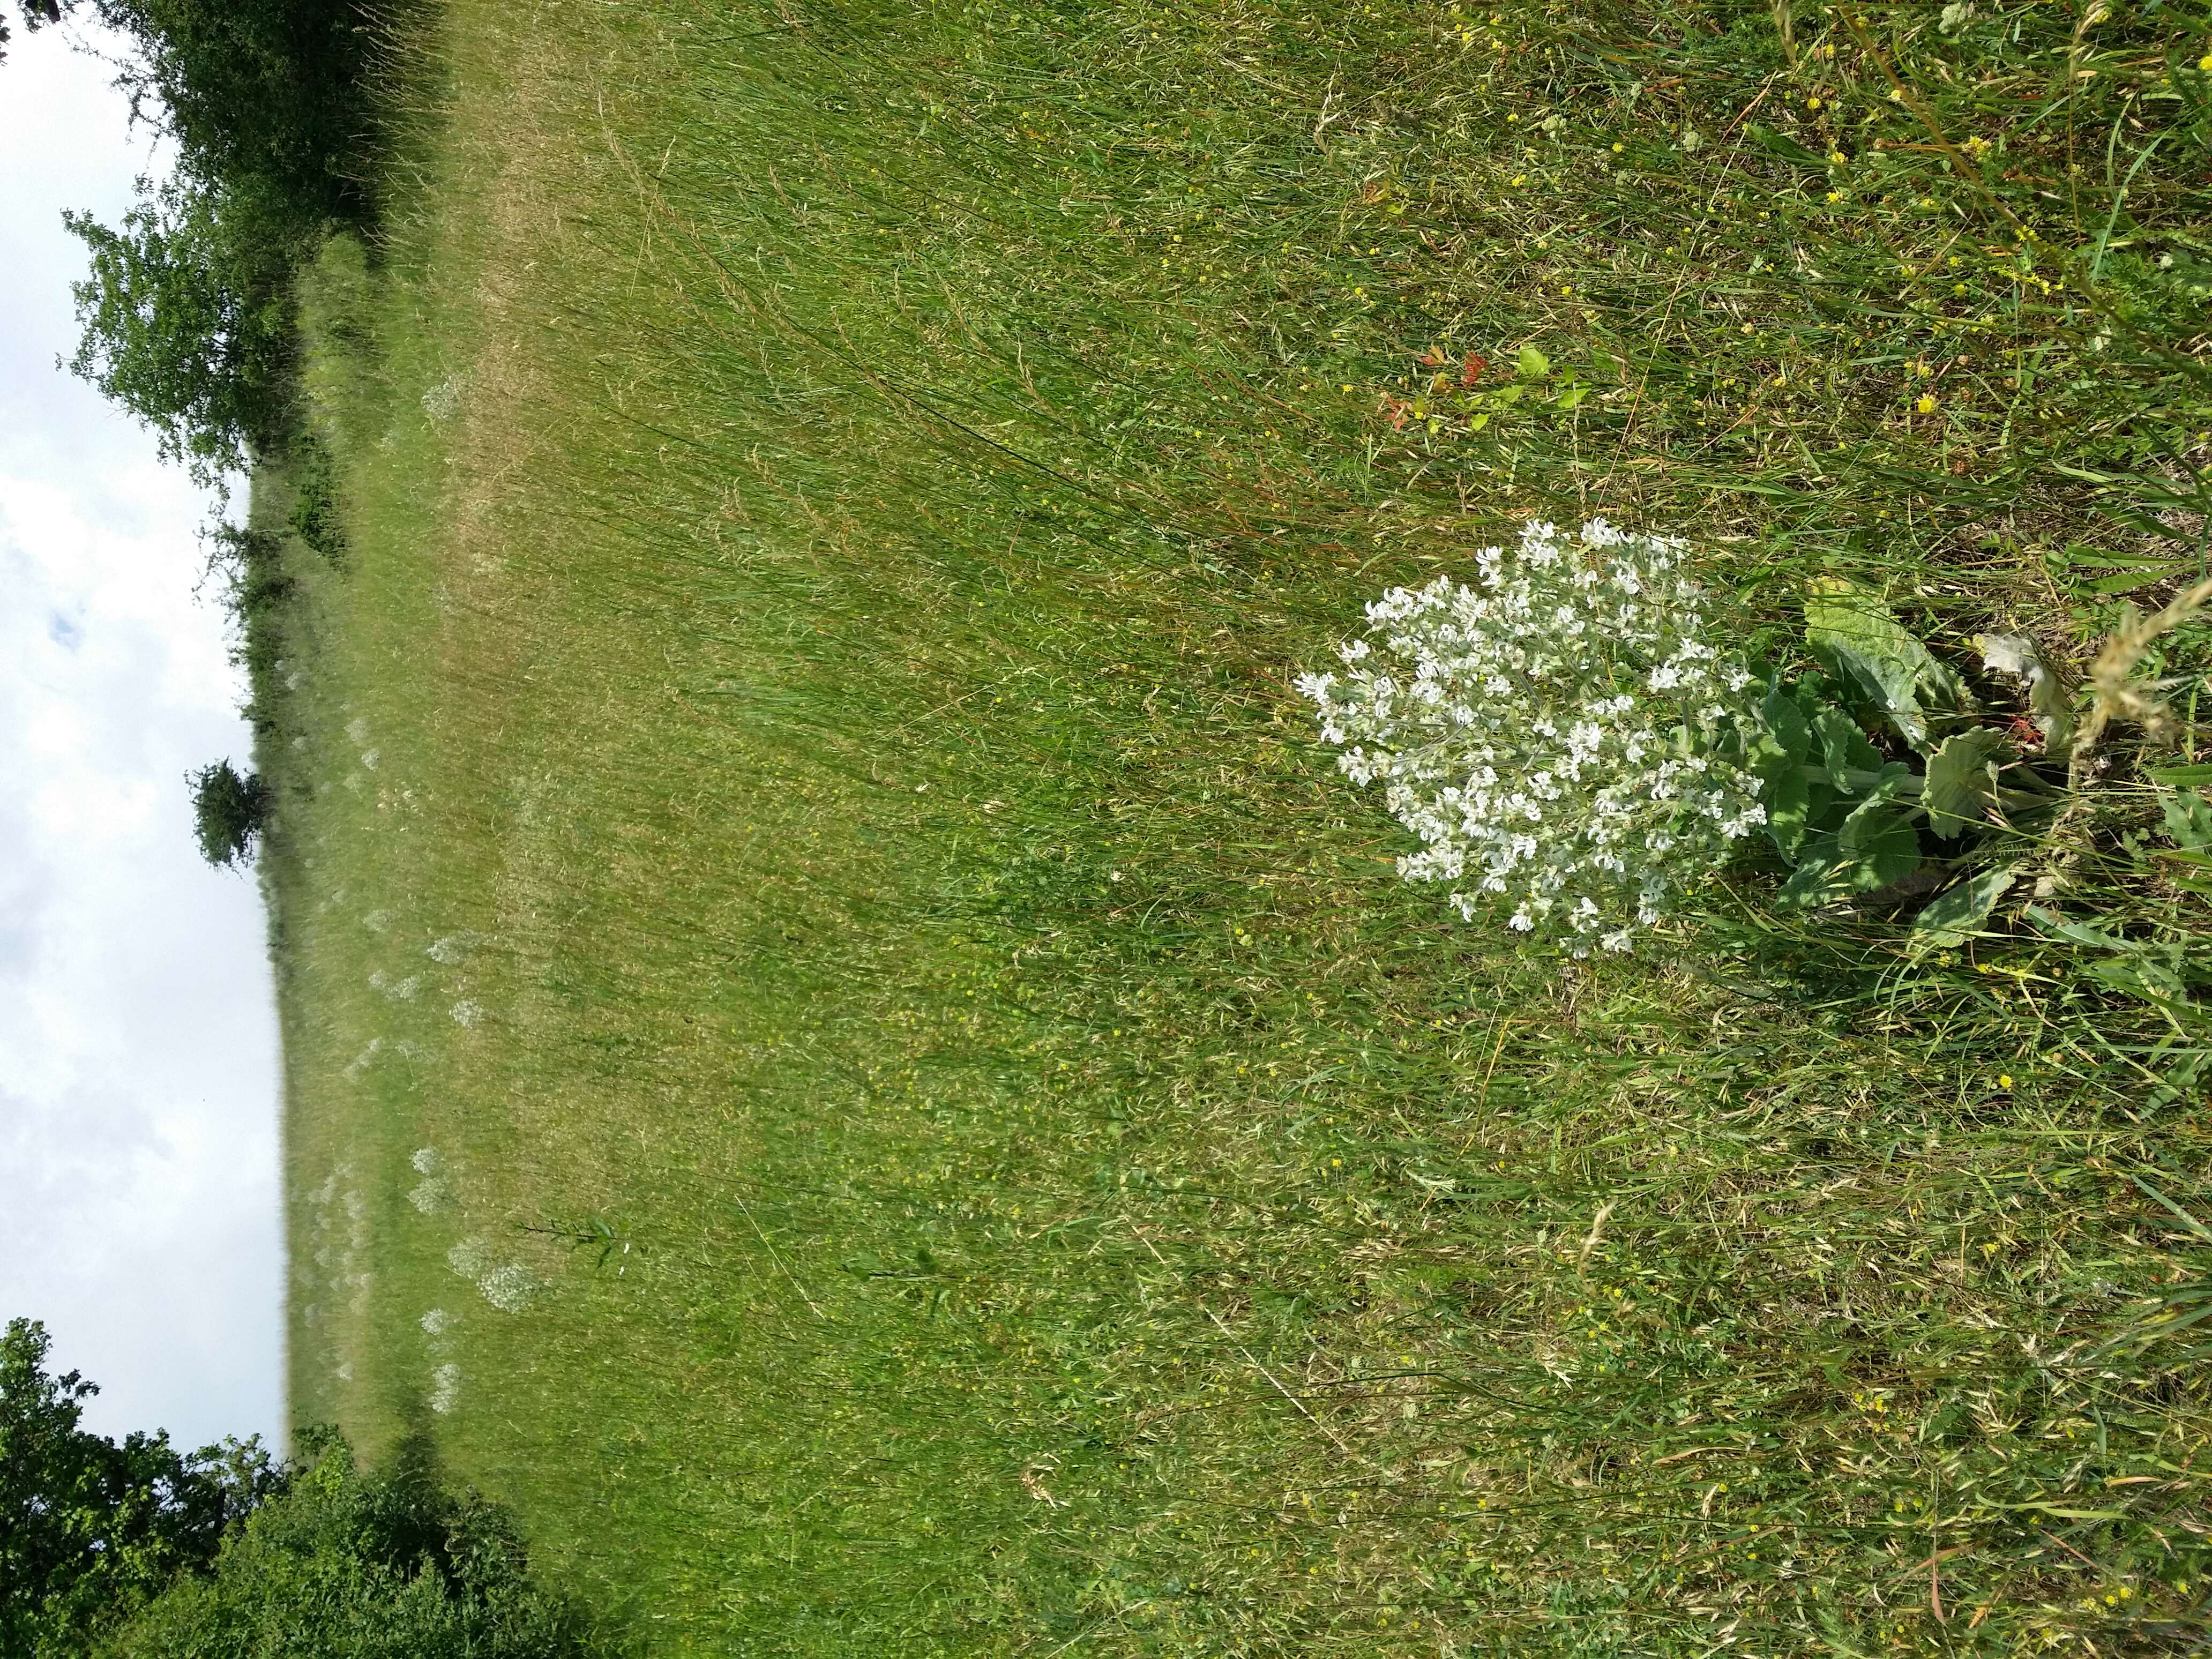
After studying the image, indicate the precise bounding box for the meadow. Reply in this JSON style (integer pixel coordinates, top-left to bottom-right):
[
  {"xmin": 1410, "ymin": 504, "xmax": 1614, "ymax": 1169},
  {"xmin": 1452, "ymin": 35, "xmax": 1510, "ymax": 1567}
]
[{"xmin": 258, "ymin": 0, "xmax": 2212, "ymax": 1650}]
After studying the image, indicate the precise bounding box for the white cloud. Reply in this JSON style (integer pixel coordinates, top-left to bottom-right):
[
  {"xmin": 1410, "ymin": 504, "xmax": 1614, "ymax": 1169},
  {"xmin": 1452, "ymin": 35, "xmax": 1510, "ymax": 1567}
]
[{"xmin": 0, "ymin": 23, "xmax": 281, "ymax": 1453}]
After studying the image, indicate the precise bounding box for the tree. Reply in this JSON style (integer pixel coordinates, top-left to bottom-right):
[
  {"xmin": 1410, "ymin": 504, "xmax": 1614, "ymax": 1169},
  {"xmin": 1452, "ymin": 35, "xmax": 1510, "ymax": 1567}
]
[
  {"xmin": 185, "ymin": 758, "xmax": 267, "ymax": 868},
  {"xmin": 88, "ymin": 0, "xmax": 374, "ymax": 228},
  {"xmin": 65, "ymin": 168, "xmax": 301, "ymax": 486},
  {"xmin": 0, "ymin": 1319, "xmax": 282, "ymax": 1659}
]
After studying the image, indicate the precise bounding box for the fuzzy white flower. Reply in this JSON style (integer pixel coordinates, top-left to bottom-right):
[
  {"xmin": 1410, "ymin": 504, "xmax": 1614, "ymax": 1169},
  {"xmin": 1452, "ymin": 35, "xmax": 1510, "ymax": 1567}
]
[
  {"xmin": 478, "ymin": 1263, "xmax": 539, "ymax": 1314},
  {"xmin": 429, "ymin": 1363, "xmax": 462, "ymax": 1415},
  {"xmin": 425, "ymin": 932, "xmax": 481, "ymax": 965},
  {"xmin": 1301, "ymin": 519, "xmax": 1765, "ymax": 953},
  {"xmin": 421, "ymin": 1307, "xmax": 453, "ymax": 1336},
  {"xmin": 446, "ymin": 1236, "xmax": 492, "ymax": 1280},
  {"xmin": 410, "ymin": 1146, "xmax": 443, "ymax": 1175},
  {"xmin": 408, "ymin": 1178, "xmax": 452, "ymax": 1214}
]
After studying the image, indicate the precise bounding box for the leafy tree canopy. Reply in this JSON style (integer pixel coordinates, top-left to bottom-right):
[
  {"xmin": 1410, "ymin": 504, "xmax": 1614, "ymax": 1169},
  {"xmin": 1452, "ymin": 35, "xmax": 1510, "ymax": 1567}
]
[
  {"xmin": 0, "ymin": 1318, "xmax": 282, "ymax": 1659},
  {"xmin": 185, "ymin": 758, "xmax": 268, "ymax": 868},
  {"xmin": 64, "ymin": 167, "xmax": 302, "ymax": 483}
]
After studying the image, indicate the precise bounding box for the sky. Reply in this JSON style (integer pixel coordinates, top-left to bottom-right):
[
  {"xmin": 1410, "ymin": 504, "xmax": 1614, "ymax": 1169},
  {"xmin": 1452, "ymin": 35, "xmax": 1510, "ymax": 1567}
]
[{"xmin": 0, "ymin": 22, "xmax": 284, "ymax": 1451}]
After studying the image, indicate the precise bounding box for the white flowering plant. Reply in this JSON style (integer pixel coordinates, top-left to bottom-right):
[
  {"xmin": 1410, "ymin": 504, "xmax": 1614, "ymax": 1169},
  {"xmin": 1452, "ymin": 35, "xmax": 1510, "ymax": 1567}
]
[
  {"xmin": 1297, "ymin": 520, "xmax": 1768, "ymax": 954},
  {"xmin": 1302, "ymin": 535, "xmax": 2071, "ymax": 953}
]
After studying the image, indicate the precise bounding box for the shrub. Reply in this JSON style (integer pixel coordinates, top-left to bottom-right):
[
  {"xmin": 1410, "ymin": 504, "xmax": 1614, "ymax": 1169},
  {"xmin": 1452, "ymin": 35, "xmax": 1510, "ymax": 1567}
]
[
  {"xmin": 95, "ymin": 1433, "xmax": 603, "ymax": 1659},
  {"xmin": 186, "ymin": 759, "xmax": 268, "ymax": 868},
  {"xmin": 285, "ymin": 432, "xmax": 347, "ymax": 562}
]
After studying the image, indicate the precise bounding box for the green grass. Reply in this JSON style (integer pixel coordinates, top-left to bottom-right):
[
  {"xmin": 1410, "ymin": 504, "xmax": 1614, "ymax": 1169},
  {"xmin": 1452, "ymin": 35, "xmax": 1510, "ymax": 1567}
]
[{"xmin": 256, "ymin": 0, "xmax": 2212, "ymax": 1651}]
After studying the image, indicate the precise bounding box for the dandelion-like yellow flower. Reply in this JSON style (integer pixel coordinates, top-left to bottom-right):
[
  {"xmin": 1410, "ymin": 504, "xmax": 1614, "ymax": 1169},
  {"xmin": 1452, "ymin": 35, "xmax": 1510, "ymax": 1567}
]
[
  {"xmin": 1998, "ymin": 1073, "xmax": 2013, "ymax": 1088},
  {"xmin": 2200, "ymin": 50, "xmax": 2212, "ymax": 71},
  {"xmin": 1916, "ymin": 393, "xmax": 1937, "ymax": 414}
]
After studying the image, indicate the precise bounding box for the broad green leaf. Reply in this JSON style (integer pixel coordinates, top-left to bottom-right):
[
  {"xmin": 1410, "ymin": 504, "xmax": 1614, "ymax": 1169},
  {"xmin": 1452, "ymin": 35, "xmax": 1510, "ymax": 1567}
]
[
  {"xmin": 1908, "ymin": 866, "xmax": 2017, "ymax": 953},
  {"xmin": 1805, "ymin": 778, "xmax": 1844, "ymax": 832},
  {"xmin": 1762, "ymin": 764, "xmax": 1811, "ymax": 858},
  {"xmin": 2087, "ymin": 566, "xmax": 2187, "ymax": 594},
  {"xmin": 1803, "ymin": 577, "xmax": 1964, "ymax": 751},
  {"xmin": 1775, "ymin": 831, "xmax": 1843, "ymax": 906},
  {"xmin": 1746, "ymin": 123, "xmax": 1828, "ymax": 168},
  {"xmin": 2147, "ymin": 764, "xmax": 2212, "ymax": 787},
  {"xmin": 1924, "ymin": 728, "xmax": 2009, "ymax": 839},
  {"xmin": 1812, "ymin": 706, "xmax": 1882, "ymax": 790},
  {"xmin": 1516, "ymin": 343, "xmax": 1551, "ymax": 380},
  {"xmin": 1555, "ymin": 385, "xmax": 1590, "ymax": 409},
  {"xmin": 2165, "ymin": 790, "xmax": 2212, "ymax": 854},
  {"xmin": 1760, "ymin": 682, "xmax": 1811, "ymax": 766},
  {"xmin": 1835, "ymin": 797, "xmax": 1924, "ymax": 892}
]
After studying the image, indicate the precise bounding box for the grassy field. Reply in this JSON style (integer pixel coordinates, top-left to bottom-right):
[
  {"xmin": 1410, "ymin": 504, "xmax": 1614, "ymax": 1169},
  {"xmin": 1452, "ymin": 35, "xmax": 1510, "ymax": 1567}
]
[{"xmin": 257, "ymin": 0, "xmax": 2212, "ymax": 1651}]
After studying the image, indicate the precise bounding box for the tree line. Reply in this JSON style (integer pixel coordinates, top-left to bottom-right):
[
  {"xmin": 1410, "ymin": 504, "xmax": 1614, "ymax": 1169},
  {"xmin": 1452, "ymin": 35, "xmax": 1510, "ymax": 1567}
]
[{"xmin": 8, "ymin": 0, "xmax": 381, "ymax": 867}]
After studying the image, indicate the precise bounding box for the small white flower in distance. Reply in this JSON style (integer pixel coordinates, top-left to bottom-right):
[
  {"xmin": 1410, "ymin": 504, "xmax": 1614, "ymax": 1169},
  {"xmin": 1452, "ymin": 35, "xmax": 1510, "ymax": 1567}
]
[
  {"xmin": 408, "ymin": 1179, "xmax": 451, "ymax": 1214},
  {"xmin": 479, "ymin": 1264, "xmax": 539, "ymax": 1314},
  {"xmin": 447, "ymin": 1236, "xmax": 491, "ymax": 1280},
  {"xmin": 429, "ymin": 1363, "xmax": 462, "ymax": 1415},
  {"xmin": 421, "ymin": 1308, "xmax": 453, "ymax": 1335},
  {"xmin": 450, "ymin": 999, "xmax": 483, "ymax": 1029},
  {"xmin": 411, "ymin": 1146, "xmax": 443, "ymax": 1174},
  {"xmin": 345, "ymin": 717, "xmax": 370, "ymax": 746},
  {"xmin": 426, "ymin": 932, "xmax": 482, "ymax": 965},
  {"xmin": 1299, "ymin": 520, "xmax": 1761, "ymax": 953}
]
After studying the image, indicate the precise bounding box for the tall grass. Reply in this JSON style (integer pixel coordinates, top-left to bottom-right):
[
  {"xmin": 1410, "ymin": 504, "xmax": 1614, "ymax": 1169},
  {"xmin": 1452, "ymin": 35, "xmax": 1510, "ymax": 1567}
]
[{"xmin": 260, "ymin": 0, "xmax": 2212, "ymax": 1651}]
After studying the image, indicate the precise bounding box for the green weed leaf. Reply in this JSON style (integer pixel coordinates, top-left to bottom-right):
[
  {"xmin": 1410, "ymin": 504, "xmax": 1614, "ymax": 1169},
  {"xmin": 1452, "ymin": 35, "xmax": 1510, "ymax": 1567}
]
[
  {"xmin": 2163, "ymin": 790, "xmax": 2212, "ymax": 853},
  {"xmin": 1909, "ymin": 866, "xmax": 2017, "ymax": 953},
  {"xmin": 1760, "ymin": 681, "xmax": 1812, "ymax": 765},
  {"xmin": 1775, "ymin": 831, "xmax": 1843, "ymax": 906},
  {"xmin": 1812, "ymin": 706, "xmax": 1881, "ymax": 790},
  {"xmin": 1836, "ymin": 796, "xmax": 1924, "ymax": 892},
  {"xmin": 1804, "ymin": 577, "xmax": 1964, "ymax": 751},
  {"xmin": 1763, "ymin": 764, "xmax": 1811, "ymax": 858},
  {"xmin": 1924, "ymin": 728, "xmax": 2008, "ymax": 839},
  {"xmin": 1515, "ymin": 343, "xmax": 1550, "ymax": 380}
]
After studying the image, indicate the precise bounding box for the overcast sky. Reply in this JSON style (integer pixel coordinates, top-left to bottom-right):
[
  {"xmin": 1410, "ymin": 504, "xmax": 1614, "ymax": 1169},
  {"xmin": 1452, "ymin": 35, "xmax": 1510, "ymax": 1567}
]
[{"xmin": 1, "ymin": 23, "xmax": 283, "ymax": 1451}]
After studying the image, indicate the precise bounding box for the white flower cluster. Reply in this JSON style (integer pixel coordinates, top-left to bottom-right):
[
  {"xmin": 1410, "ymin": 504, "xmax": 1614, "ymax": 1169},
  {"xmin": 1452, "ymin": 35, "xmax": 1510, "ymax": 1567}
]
[
  {"xmin": 446, "ymin": 1234, "xmax": 540, "ymax": 1313},
  {"xmin": 1297, "ymin": 519, "xmax": 1766, "ymax": 953}
]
